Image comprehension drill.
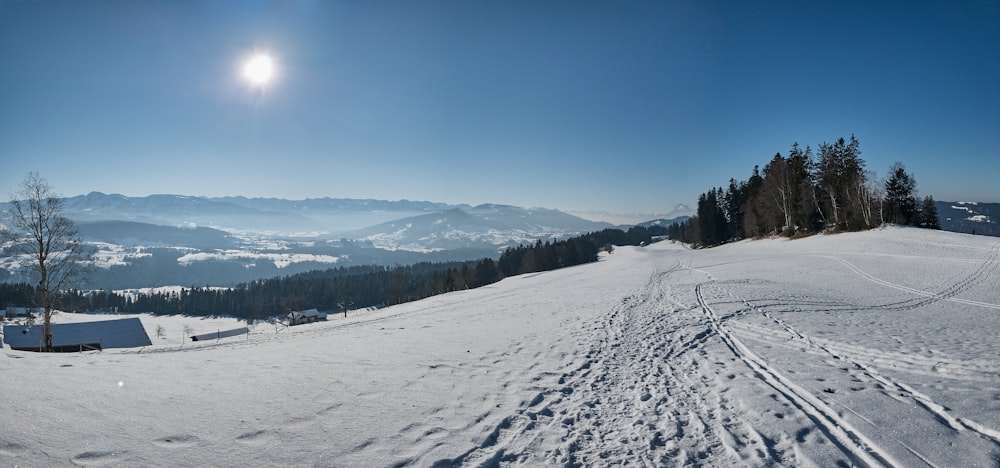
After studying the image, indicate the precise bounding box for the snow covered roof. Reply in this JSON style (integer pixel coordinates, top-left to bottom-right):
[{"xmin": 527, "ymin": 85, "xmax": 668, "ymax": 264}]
[
  {"xmin": 286, "ymin": 309, "xmax": 325, "ymax": 319},
  {"xmin": 2, "ymin": 317, "xmax": 152, "ymax": 352}
]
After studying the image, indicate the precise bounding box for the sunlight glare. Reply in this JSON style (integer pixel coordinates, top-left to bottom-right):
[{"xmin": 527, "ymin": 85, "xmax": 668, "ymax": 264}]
[{"xmin": 243, "ymin": 54, "xmax": 274, "ymax": 86}]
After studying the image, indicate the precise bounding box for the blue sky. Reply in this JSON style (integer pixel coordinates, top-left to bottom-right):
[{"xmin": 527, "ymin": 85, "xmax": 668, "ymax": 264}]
[{"xmin": 1, "ymin": 1, "xmax": 998, "ymax": 220}]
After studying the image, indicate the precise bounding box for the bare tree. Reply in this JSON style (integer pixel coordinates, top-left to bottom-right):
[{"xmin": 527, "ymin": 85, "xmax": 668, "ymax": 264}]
[{"xmin": 1, "ymin": 172, "xmax": 88, "ymax": 351}]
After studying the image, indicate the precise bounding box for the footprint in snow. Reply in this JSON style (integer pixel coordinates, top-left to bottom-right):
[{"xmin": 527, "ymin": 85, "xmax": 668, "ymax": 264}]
[
  {"xmin": 152, "ymin": 434, "xmax": 200, "ymax": 448},
  {"xmin": 352, "ymin": 438, "xmax": 377, "ymax": 451},
  {"xmin": 71, "ymin": 451, "xmax": 121, "ymax": 466},
  {"xmin": 235, "ymin": 429, "xmax": 275, "ymax": 446},
  {"xmin": 0, "ymin": 440, "xmax": 26, "ymax": 457}
]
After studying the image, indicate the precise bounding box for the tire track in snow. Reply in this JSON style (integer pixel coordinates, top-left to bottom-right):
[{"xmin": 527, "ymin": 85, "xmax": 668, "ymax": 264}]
[{"xmin": 694, "ymin": 282, "xmax": 898, "ymax": 468}]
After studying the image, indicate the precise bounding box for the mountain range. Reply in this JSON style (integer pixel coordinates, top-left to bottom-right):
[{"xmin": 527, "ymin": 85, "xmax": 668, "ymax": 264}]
[
  {"xmin": 4, "ymin": 192, "xmax": 995, "ymax": 291},
  {"xmin": 60, "ymin": 192, "xmax": 458, "ymax": 234},
  {"xmin": 2, "ymin": 193, "xmax": 687, "ymax": 289}
]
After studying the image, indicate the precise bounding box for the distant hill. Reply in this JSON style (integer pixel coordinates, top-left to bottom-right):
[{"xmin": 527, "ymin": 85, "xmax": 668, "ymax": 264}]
[
  {"xmin": 568, "ymin": 203, "xmax": 694, "ymax": 225},
  {"xmin": 0, "ymin": 194, "xmax": 617, "ymax": 288},
  {"xmin": 50, "ymin": 192, "xmax": 457, "ymax": 234},
  {"xmin": 937, "ymin": 201, "xmax": 1000, "ymax": 237},
  {"xmin": 77, "ymin": 220, "xmax": 236, "ymax": 251},
  {"xmin": 343, "ymin": 204, "xmax": 613, "ymax": 251}
]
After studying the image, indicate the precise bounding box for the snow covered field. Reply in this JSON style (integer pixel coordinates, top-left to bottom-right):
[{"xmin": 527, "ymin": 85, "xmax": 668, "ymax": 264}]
[{"xmin": 2, "ymin": 226, "xmax": 999, "ymax": 467}]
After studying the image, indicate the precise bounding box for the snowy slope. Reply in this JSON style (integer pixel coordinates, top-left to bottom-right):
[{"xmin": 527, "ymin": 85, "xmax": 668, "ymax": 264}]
[{"xmin": 2, "ymin": 226, "xmax": 999, "ymax": 467}]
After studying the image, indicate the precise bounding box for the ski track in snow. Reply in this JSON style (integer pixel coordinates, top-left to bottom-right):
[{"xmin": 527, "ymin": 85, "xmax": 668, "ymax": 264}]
[
  {"xmin": 438, "ymin": 234, "xmax": 1000, "ymax": 467},
  {"xmin": 815, "ymin": 239, "xmax": 1000, "ymax": 311},
  {"xmin": 3, "ymin": 227, "xmax": 1000, "ymax": 467}
]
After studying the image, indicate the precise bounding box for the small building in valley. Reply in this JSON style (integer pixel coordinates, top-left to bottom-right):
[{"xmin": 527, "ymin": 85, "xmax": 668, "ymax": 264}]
[{"xmin": 285, "ymin": 309, "xmax": 327, "ymax": 326}]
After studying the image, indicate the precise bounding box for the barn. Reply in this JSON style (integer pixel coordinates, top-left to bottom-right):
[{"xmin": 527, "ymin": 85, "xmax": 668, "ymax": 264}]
[
  {"xmin": 2, "ymin": 317, "xmax": 152, "ymax": 352},
  {"xmin": 285, "ymin": 308, "xmax": 327, "ymax": 326}
]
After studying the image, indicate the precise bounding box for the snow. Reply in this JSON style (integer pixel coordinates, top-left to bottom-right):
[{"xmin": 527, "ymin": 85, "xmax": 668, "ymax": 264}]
[
  {"xmin": 86, "ymin": 242, "xmax": 153, "ymax": 269},
  {"xmin": 3, "ymin": 226, "xmax": 1000, "ymax": 466},
  {"xmin": 176, "ymin": 250, "xmax": 341, "ymax": 269}
]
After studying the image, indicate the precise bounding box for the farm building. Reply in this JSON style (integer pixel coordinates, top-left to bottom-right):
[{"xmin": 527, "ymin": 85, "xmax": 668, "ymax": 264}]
[
  {"xmin": 285, "ymin": 309, "xmax": 327, "ymax": 326},
  {"xmin": 2, "ymin": 317, "xmax": 152, "ymax": 352}
]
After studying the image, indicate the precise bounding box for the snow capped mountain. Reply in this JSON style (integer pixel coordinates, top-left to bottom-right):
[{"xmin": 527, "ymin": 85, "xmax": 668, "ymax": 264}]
[
  {"xmin": 636, "ymin": 216, "xmax": 690, "ymax": 229},
  {"xmin": 344, "ymin": 205, "xmax": 612, "ymax": 252},
  {"xmin": 663, "ymin": 203, "xmax": 694, "ymax": 219}
]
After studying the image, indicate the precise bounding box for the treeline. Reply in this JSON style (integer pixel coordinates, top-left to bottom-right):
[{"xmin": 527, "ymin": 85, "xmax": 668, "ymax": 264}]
[
  {"xmin": 1, "ymin": 226, "xmax": 666, "ymax": 321},
  {"xmin": 497, "ymin": 226, "xmax": 664, "ymax": 276},
  {"xmin": 666, "ymin": 135, "xmax": 940, "ymax": 246}
]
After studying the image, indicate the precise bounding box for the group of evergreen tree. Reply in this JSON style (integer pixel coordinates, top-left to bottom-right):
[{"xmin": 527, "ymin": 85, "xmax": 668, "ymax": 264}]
[
  {"xmin": 2, "ymin": 226, "xmax": 667, "ymax": 321},
  {"xmin": 670, "ymin": 135, "xmax": 940, "ymax": 247}
]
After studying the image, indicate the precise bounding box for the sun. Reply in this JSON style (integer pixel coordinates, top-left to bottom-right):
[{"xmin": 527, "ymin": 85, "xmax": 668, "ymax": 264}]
[{"xmin": 243, "ymin": 54, "xmax": 274, "ymax": 86}]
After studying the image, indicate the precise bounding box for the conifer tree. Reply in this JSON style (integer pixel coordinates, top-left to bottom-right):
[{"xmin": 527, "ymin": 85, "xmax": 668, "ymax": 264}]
[
  {"xmin": 742, "ymin": 165, "xmax": 766, "ymax": 238},
  {"xmin": 885, "ymin": 162, "xmax": 918, "ymax": 225},
  {"xmin": 919, "ymin": 196, "xmax": 941, "ymax": 229},
  {"xmin": 816, "ymin": 135, "xmax": 865, "ymax": 230}
]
